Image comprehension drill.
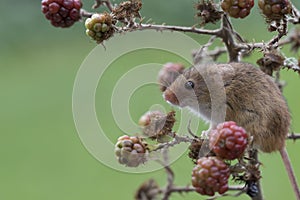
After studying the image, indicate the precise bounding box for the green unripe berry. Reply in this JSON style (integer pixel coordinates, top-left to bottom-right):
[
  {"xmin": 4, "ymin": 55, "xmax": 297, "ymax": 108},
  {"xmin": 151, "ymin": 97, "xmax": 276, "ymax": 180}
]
[{"xmin": 93, "ymin": 23, "xmax": 102, "ymax": 32}]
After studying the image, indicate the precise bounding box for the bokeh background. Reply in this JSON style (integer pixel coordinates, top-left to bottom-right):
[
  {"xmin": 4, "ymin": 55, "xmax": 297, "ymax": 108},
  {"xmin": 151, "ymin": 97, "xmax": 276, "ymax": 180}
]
[{"xmin": 1, "ymin": 0, "xmax": 300, "ymax": 199}]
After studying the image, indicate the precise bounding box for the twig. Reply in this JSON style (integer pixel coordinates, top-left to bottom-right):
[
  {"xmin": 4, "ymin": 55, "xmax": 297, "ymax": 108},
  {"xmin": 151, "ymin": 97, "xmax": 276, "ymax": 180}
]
[
  {"xmin": 206, "ymin": 185, "xmax": 247, "ymax": 200},
  {"xmin": 134, "ymin": 24, "xmax": 220, "ymax": 35},
  {"xmin": 268, "ymin": 18, "xmax": 288, "ymax": 46},
  {"xmin": 80, "ymin": 9, "xmax": 93, "ymax": 18},
  {"xmin": 93, "ymin": 0, "xmax": 114, "ymax": 11},
  {"xmin": 154, "ymin": 134, "xmax": 193, "ymax": 151},
  {"xmin": 287, "ymin": 133, "xmax": 300, "ymax": 141},
  {"xmin": 218, "ymin": 14, "xmax": 240, "ymax": 62},
  {"xmin": 194, "ymin": 36, "xmax": 217, "ymax": 64},
  {"xmin": 160, "ymin": 149, "xmax": 175, "ymax": 200},
  {"xmin": 248, "ymin": 149, "xmax": 263, "ymax": 200},
  {"xmin": 169, "ymin": 186, "xmax": 196, "ymax": 193},
  {"xmin": 290, "ymin": 4, "xmax": 300, "ymax": 24},
  {"xmin": 187, "ymin": 119, "xmax": 198, "ymax": 138},
  {"xmin": 192, "ymin": 46, "xmax": 227, "ymax": 62}
]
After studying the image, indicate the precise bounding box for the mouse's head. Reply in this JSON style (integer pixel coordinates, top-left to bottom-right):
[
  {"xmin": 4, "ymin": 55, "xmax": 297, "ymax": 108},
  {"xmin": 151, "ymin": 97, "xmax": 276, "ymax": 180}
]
[{"xmin": 163, "ymin": 66, "xmax": 210, "ymax": 109}]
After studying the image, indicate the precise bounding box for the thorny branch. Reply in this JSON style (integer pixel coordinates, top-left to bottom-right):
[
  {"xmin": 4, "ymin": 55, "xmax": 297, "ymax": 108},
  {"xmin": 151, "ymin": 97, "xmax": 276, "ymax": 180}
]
[
  {"xmin": 83, "ymin": 0, "xmax": 300, "ymax": 200},
  {"xmin": 287, "ymin": 133, "xmax": 300, "ymax": 141},
  {"xmin": 84, "ymin": 0, "xmax": 300, "ymax": 71},
  {"xmin": 154, "ymin": 133, "xmax": 194, "ymax": 151},
  {"xmin": 157, "ymin": 149, "xmax": 248, "ymax": 200},
  {"xmin": 136, "ymin": 24, "xmax": 220, "ymax": 36},
  {"xmin": 161, "ymin": 149, "xmax": 174, "ymax": 200}
]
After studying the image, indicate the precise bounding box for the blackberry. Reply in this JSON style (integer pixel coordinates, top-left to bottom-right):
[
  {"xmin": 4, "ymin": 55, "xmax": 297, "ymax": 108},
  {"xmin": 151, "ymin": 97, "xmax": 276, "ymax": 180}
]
[
  {"xmin": 247, "ymin": 181, "xmax": 259, "ymax": 197},
  {"xmin": 258, "ymin": 0, "xmax": 292, "ymax": 21},
  {"xmin": 41, "ymin": 0, "xmax": 82, "ymax": 28},
  {"xmin": 115, "ymin": 135, "xmax": 148, "ymax": 167},
  {"xmin": 85, "ymin": 13, "xmax": 115, "ymax": 44},
  {"xmin": 221, "ymin": 0, "xmax": 254, "ymax": 19},
  {"xmin": 192, "ymin": 157, "xmax": 230, "ymax": 196},
  {"xmin": 209, "ymin": 121, "xmax": 248, "ymax": 160}
]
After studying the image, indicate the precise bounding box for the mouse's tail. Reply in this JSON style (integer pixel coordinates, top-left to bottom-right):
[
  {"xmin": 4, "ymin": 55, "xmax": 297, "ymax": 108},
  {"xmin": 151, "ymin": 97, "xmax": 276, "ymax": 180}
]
[{"xmin": 280, "ymin": 147, "xmax": 300, "ymax": 200}]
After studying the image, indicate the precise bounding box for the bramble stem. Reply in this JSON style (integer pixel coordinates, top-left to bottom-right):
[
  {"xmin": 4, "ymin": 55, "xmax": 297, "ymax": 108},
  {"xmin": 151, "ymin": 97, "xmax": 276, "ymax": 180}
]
[
  {"xmin": 249, "ymin": 150, "xmax": 263, "ymax": 200},
  {"xmin": 287, "ymin": 133, "xmax": 300, "ymax": 141}
]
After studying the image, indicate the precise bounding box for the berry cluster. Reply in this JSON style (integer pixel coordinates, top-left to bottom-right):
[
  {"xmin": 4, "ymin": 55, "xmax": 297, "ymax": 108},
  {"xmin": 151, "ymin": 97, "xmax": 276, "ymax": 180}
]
[
  {"xmin": 191, "ymin": 121, "xmax": 249, "ymax": 197},
  {"xmin": 221, "ymin": 0, "xmax": 254, "ymax": 19},
  {"xmin": 192, "ymin": 157, "xmax": 230, "ymax": 196},
  {"xmin": 115, "ymin": 135, "xmax": 148, "ymax": 167},
  {"xmin": 209, "ymin": 121, "xmax": 248, "ymax": 160},
  {"xmin": 258, "ymin": 0, "xmax": 292, "ymax": 21},
  {"xmin": 85, "ymin": 13, "xmax": 115, "ymax": 44},
  {"xmin": 41, "ymin": 0, "xmax": 82, "ymax": 28}
]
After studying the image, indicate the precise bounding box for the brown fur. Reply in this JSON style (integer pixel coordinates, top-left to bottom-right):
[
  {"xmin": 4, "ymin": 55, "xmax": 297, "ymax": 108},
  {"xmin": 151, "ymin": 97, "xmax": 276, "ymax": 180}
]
[{"xmin": 164, "ymin": 62, "xmax": 290, "ymax": 153}]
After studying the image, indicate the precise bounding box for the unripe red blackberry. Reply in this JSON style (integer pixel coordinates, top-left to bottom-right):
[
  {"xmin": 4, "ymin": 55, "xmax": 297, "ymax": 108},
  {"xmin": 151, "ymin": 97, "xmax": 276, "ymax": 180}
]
[
  {"xmin": 115, "ymin": 135, "xmax": 148, "ymax": 167},
  {"xmin": 41, "ymin": 0, "xmax": 82, "ymax": 28},
  {"xmin": 209, "ymin": 121, "xmax": 248, "ymax": 160},
  {"xmin": 158, "ymin": 63, "xmax": 185, "ymax": 92},
  {"xmin": 85, "ymin": 13, "xmax": 115, "ymax": 44},
  {"xmin": 221, "ymin": 0, "xmax": 254, "ymax": 19},
  {"xmin": 258, "ymin": 0, "xmax": 292, "ymax": 21},
  {"xmin": 192, "ymin": 157, "xmax": 230, "ymax": 196}
]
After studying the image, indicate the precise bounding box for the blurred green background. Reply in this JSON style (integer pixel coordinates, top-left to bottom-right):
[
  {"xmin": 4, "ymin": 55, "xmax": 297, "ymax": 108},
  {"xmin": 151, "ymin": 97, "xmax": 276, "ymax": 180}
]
[{"xmin": 1, "ymin": 0, "xmax": 300, "ymax": 199}]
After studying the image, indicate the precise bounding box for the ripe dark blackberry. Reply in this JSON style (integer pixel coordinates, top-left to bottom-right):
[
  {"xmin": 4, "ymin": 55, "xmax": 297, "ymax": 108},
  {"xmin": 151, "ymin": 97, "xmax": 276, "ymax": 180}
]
[
  {"xmin": 85, "ymin": 13, "xmax": 115, "ymax": 44},
  {"xmin": 158, "ymin": 63, "xmax": 185, "ymax": 92},
  {"xmin": 221, "ymin": 0, "xmax": 254, "ymax": 19},
  {"xmin": 246, "ymin": 181, "xmax": 259, "ymax": 197},
  {"xmin": 41, "ymin": 0, "xmax": 82, "ymax": 28},
  {"xmin": 192, "ymin": 157, "xmax": 230, "ymax": 196},
  {"xmin": 258, "ymin": 0, "xmax": 292, "ymax": 21},
  {"xmin": 115, "ymin": 135, "xmax": 148, "ymax": 167},
  {"xmin": 257, "ymin": 49, "xmax": 284, "ymax": 76},
  {"xmin": 209, "ymin": 121, "xmax": 248, "ymax": 160}
]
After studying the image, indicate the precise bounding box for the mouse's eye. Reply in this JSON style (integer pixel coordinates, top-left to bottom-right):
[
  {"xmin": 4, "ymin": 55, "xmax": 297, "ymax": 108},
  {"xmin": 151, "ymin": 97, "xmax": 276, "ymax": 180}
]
[{"xmin": 184, "ymin": 81, "xmax": 194, "ymax": 90}]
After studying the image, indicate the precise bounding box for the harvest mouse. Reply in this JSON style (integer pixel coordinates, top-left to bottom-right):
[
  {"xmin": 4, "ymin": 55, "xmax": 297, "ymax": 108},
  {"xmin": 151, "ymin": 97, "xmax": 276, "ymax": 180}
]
[{"xmin": 163, "ymin": 62, "xmax": 300, "ymax": 199}]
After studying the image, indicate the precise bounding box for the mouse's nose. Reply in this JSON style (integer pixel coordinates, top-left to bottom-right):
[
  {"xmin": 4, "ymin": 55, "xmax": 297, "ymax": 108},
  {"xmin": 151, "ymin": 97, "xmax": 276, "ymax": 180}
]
[{"xmin": 163, "ymin": 89, "xmax": 179, "ymax": 105}]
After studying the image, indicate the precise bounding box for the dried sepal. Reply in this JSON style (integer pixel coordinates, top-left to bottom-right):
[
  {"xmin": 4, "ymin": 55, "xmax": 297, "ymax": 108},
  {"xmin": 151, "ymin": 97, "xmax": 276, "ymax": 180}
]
[
  {"xmin": 112, "ymin": 0, "xmax": 142, "ymax": 22},
  {"xmin": 257, "ymin": 49, "xmax": 284, "ymax": 76},
  {"xmin": 135, "ymin": 179, "xmax": 160, "ymax": 200},
  {"xmin": 188, "ymin": 138, "xmax": 215, "ymax": 164},
  {"xmin": 194, "ymin": 0, "xmax": 222, "ymax": 26},
  {"xmin": 139, "ymin": 111, "xmax": 176, "ymax": 142}
]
